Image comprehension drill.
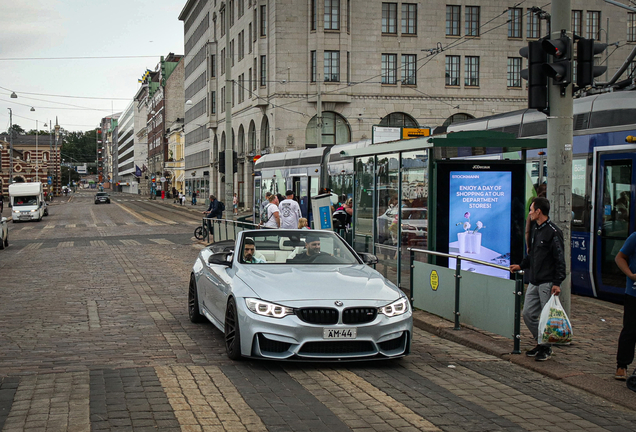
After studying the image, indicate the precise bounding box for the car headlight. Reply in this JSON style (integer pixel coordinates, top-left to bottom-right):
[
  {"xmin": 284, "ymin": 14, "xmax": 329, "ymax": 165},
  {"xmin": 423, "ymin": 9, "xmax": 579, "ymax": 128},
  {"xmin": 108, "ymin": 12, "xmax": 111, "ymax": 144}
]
[
  {"xmin": 245, "ymin": 298, "xmax": 294, "ymax": 318},
  {"xmin": 378, "ymin": 297, "xmax": 409, "ymax": 317},
  {"xmin": 30, "ymin": 209, "xmax": 37, "ymax": 212}
]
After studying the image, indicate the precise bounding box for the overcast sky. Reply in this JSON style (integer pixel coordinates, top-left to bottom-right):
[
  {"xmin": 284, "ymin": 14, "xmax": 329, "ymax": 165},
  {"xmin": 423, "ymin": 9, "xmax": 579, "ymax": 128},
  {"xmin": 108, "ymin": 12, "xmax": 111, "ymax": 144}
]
[{"xmin": 0, "ymin": 0, "xmax": 185, "ymax": 134}]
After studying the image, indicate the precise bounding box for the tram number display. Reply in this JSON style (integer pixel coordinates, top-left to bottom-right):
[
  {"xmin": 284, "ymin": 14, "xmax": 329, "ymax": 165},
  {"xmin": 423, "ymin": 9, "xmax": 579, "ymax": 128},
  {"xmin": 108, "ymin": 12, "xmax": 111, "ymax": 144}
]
[{"xmin": 577, "ymin": 254, "xmax": 587, "ymax": 262}]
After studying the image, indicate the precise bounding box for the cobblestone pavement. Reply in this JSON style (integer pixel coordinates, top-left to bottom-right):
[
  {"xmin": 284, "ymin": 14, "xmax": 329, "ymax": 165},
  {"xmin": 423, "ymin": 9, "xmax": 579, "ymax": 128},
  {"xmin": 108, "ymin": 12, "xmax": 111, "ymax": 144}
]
[{"xmin": 0, "ymin": 191, "xmax": 635, "ymax": 431}]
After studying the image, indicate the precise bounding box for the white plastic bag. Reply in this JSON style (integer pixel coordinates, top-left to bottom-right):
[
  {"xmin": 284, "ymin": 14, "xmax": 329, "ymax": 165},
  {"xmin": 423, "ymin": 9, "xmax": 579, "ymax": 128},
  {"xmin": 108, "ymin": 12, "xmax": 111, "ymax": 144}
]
[{"xmin": 538, "ymin": 294, "xmax": 573, "ymax": 345}]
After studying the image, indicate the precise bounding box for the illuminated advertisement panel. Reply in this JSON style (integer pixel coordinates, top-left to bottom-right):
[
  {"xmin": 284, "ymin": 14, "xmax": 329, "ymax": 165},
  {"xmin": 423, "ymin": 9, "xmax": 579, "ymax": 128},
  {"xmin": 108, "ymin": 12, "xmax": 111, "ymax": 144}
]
[{"xmin": 435, "ymin": 161, "xmax": 525, "ymax": 279}]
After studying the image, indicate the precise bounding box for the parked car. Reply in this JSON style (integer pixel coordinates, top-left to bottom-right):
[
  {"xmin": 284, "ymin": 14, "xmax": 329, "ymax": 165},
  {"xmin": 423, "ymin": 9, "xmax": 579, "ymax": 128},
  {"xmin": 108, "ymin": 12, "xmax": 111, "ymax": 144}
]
[
  {"xmin": 0, "ymin": 217, "xmax": 8, "ymax": 250},
  {"xmin": 94, "ymin": 192, "xmax": 110, "ymax": 204},
  {"xmin": 188, "ymin": 229, "xmax": 412, "ymax": 361}
]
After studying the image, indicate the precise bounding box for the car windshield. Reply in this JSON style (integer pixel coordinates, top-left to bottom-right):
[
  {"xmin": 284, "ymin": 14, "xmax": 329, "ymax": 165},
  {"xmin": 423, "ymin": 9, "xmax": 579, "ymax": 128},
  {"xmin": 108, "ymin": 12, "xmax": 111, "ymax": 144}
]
[
  {"xmin": 13, "ymin": 195, "xmax": 38, "ymax": 206},
  {"xmin": 238, "ymin": 230, "xmax": 360, "ymax": 265},
  {"xmin": 96, "ymin": 193, "xmax": 108, "ymax": 197}
]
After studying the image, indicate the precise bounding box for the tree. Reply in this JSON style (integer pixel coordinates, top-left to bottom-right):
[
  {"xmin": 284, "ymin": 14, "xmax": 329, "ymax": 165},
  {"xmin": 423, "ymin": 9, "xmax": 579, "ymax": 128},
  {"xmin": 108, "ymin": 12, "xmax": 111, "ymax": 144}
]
[
  {"xmin": 60, "ymin": 130, "xmax": 97, "ymax": 163},
  {"xmin": 7, "ymin": 124, "xmax": 26, "ymax": 135},
  {"xmin": 61, "ymin": 165, "xmax": 81, "ymax": 185}
]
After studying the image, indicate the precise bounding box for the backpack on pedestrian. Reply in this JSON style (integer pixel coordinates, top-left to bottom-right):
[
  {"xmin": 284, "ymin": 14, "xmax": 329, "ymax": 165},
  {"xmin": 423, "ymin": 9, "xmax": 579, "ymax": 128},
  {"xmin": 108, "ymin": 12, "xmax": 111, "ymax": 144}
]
[
  {"xmin": 333, "ymin": 206, "xmax": 348, "ymax": 230},
  {"xmin": 218, "ymin": 201, "xmax": 226, "ymax": 213},
  {"xmin": 260, "ymin": 204, "xmax": 270, "ymax": 224}
]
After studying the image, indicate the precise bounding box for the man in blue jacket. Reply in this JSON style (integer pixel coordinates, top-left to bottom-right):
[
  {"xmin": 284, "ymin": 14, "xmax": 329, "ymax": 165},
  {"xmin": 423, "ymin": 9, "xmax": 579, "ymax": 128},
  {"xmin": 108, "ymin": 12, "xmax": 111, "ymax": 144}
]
[
  {"xmin": 203, "ymin": 195, "xmax": 222, "ymax": 239},
  {"xmin": 510, "ymin": 197, "xmax": 566, "ymax": 362},
  {"xmin": 614, "ymin": 231, "xmax": 636, "ymax": 380}
]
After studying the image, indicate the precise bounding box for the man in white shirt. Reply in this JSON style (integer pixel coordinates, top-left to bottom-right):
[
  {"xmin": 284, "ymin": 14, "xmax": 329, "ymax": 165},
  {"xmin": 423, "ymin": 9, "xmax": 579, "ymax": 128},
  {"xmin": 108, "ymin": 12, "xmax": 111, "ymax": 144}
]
[
  {"xmin": 263, "ymin": 194, "xmax": 280, "ymax": 228},
  {"xmin": 279, "ymin": 190, "xmax": 302, "ymax": 229}
]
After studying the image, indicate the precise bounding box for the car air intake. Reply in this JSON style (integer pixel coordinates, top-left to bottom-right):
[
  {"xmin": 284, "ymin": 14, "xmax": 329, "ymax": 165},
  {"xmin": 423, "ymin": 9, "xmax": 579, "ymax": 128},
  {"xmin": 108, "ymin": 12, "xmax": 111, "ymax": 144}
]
[
  {"xmin": 257, "ymin": 334, "xmax": 291, "ymax": 353},
  {"xmin": 299, "ymin": 341, "xmax": 375, "ymax": 355},
  {"xmin": 342, "ymin": 307, "xmax": 377, "ymax": 324},
  {"xmin": 296, "ymin": 308, "xmax": 339, "ymax": 325},
  {"xmin": 378, "ymin": 333, "xmax": 406, "ymax": 352}
]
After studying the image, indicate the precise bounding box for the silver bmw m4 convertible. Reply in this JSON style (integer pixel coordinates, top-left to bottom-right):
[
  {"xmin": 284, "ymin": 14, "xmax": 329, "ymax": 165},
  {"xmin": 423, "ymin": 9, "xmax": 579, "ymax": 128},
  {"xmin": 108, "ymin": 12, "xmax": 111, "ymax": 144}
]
[{"xmin": 189, "ymin": 229, "xmax": 412, "ymax": 361}]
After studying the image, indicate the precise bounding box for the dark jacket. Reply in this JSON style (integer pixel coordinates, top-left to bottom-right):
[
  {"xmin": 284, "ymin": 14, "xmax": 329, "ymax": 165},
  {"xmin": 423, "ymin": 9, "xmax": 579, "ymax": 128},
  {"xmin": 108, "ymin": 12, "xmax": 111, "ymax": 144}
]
[
  {"xmin": 520, "ymin": 218, "xmax": 566, "ymax": 286},
  {"xmin": 206, "ymin": 199, "xmax": 222, "ymax": 219}
]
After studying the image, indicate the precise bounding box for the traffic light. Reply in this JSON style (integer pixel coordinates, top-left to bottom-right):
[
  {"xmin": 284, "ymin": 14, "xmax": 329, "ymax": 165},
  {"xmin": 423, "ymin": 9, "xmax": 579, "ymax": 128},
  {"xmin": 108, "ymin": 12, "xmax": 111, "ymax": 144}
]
[
  {"xmin": 542, "ymin": 33, "xmax": 571, "ymax": 86},
  {"xmin": 520, "ymin": 40, "xmax": 548, "ymax": 110},
  {"xmin": 218, "ymin": 151, "xmax": 238, "ymax": 174},
  {"xmin": 233, "ymin": 151, "xmax": 238, "ymax": 174},
  {"xmin": 577, "ymin": 38, "xmax": 607, "ymax": 88}
]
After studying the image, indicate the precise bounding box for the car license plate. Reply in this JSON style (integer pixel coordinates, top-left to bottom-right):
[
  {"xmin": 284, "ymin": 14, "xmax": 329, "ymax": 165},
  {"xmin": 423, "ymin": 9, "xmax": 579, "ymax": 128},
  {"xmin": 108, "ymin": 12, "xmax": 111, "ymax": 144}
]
[{"xmin": 323, "ymin": 328, "xmax": 357, "ymax": 339}]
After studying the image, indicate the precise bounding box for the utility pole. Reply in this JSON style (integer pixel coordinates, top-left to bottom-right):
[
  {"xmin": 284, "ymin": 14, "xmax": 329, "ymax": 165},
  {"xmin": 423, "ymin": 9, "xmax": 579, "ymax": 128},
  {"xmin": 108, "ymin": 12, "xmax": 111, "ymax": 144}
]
[
  {"xmin": 8, "ymin": 108, "xmax": 14, "ymax": 185},
  {"xmin": 546, "ymin": 0, "xmax": 573, "ymax": 315},
  {"xmin": 316, "ymin": 74, "xmax": 328, "ymax": 190},
  {"xmin": 224, "ymin": 0, "xmax": 234, "ymax": 217},
  {"xmin": 55, "ymin": 118, "xmax": 60, "ymax": 196}
]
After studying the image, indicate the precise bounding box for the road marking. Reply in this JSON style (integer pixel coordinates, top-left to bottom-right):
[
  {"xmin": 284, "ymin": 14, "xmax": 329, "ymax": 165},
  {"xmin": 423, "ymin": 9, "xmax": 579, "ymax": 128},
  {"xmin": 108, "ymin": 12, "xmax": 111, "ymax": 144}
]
[
  {"xmin": 43, "ymin": 224, "xmax": 55, "ymax": 229},
  {"xmin": 20, "ymin": 242, "xmax": 43, "ymax": 251},
  {"xmin": 155, "ymin": 365, "xmax": 267, "ymax": 431},
  {"xmin": 57, "ymin": 241, "xmax": 74, "ymax": 248},
  {"xmin": 148, "ymin": 238, "xmax": 174, "ymax": 245},
  {"xmin": 2, "ymin": 372, "xmax": 90, "ymax": 431},
  {"xmin": 85, "ymin": 223, "xmax": 97, "ymax": 228},
  {"xmin": 139, "ymin": 210, "xmax": 177, "ymax": 225},
  {"xmin": 87, "ymin": 299, "xmax": 101, "ymax": 329},
  {"xmin": 114, "ymin": 202, "xmax": 162, "ymax": 225},
  {"xmin": 120, "ymin": 239, "xmax": 141, "ymax": 246},
  {"xmin": 66, "ymin": 224, "xmax": 76, "ymax": 228},
  {"xmin": 90, "ymin": 240, "xmax": 108, "ymax": 248},
  {"xmin": 18, "ymin": 226, "xmax": 33, "ymax": 230}
]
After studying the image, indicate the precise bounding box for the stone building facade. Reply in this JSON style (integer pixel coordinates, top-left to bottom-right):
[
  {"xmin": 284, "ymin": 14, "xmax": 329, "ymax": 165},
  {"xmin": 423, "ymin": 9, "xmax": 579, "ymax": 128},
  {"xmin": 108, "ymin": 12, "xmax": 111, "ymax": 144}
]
[{"xmin": 179, "ymin": 0, "xmax": 636, "ymax": 210}]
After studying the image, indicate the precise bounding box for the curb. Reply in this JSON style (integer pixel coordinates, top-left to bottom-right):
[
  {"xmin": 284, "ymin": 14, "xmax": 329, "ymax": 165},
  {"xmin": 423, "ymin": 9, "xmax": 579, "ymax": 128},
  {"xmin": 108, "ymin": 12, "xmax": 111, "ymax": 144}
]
[{"xmin": 411, "ymin": 310, "xmax": 636, "ymax": 411}]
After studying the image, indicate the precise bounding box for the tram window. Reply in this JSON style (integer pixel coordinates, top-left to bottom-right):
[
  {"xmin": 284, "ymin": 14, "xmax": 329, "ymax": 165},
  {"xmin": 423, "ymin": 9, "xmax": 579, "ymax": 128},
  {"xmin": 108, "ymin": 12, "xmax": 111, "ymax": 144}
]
[{"xmin": 571, "ymin": 158, "xmax": 590, "ymax": 228}]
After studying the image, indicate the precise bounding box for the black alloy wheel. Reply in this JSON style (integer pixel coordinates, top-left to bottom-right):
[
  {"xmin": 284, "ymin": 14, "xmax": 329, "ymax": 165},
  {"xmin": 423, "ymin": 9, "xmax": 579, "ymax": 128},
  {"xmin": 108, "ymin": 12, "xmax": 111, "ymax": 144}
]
[
  {"xmin": 225, "ymin": 298, "xmax": 242, "ymax": 360},
  {"xmin": 194, "ymin": 226, "xmax": 207, "ymax": 240},
  {"xmin": 188, "ymin": 274, "xmax": 204, "ymax": 323}
]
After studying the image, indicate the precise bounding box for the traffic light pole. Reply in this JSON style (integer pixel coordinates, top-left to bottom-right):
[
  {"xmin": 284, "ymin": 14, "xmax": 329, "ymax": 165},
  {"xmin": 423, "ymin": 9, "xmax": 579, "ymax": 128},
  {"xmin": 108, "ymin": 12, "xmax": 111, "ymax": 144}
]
[
  {"xmin": 224, "ymin": 1, "xmax": 234, "ymax": 218},
  {"xmin": 547, "ymin": 0, "xmax": 573, "ymax": 316}
]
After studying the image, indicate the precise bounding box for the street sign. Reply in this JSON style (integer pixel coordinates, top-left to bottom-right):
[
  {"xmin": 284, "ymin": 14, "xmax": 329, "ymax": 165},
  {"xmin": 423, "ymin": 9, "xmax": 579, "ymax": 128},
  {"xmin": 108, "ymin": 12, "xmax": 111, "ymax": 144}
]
[{"xmin": 160, "ymin": 177, "xmax": 166, "ymax": 182}]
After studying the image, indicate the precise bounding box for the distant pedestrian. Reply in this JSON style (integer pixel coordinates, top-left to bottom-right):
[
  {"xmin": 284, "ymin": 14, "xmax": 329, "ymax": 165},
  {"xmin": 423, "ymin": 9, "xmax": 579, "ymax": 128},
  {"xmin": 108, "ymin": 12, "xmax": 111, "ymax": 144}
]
[
  {"xmin": 279, "ymin": 190, "xmax": 301, "ymax": 229},
  {"xmin": 178, "ymin": 192, "xmax": 183, "ymax": 205},
  {"xmin": 510, "ymin": 197, "xmax": 566, "ymax": 362},
  {"xmin": 204, "ymin": 195, "xmax": 222, "ymax": 239},
  {"xmin": 298, "ymin": 218, "xmax": 309, "ymax": 229},
  {"xmin": 181, "ymin": 193, "xmax": 186, "ymax": 206},
  {"xmin": 262, "ymin": 194, "xmax": 280, "ymax": 229},
  {"xmin": 192, "ymin": 191, "xmax": 197, "ymax": 206},
  {"xmin": 233, "ymin": 193, "xmax": 238, "ymax": 215},
  {"xmin": 172, "ymin": 187, "xmax": 178, "ymax": 203},
  {"xmin": 614, "ymin": 231, "xmax": 636, "ymax": 380}
]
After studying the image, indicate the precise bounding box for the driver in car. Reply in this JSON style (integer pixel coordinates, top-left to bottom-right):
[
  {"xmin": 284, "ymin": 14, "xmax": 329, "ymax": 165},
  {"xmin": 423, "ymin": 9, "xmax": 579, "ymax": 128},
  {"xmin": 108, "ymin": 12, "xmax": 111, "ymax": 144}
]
[
  {"xmin": 289, "ymin": 235, "xmax": 325, "ymax": 263},
  {"xmin": 243, "ymin": 238, "xmax": 266, "ymax": 263}
]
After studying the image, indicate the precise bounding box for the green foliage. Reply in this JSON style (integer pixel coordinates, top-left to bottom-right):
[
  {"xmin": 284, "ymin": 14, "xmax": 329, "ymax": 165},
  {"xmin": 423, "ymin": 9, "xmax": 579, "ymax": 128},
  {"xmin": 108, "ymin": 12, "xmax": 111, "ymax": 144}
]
[
  {"xmin": 61, "ymin": 165, "xmax": 82, "ymax": 184},
  {"xmin": 8, "ymin": 124, "xmax": 26, "ymax": 135},
  {"xmin": 60, "ymin": 130, "xmax": 98, "ymax": 163}
]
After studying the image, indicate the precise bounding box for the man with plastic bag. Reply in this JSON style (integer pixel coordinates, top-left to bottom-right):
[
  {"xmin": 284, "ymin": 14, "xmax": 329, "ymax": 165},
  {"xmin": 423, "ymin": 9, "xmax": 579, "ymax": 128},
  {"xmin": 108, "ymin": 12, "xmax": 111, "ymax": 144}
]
[
  {"xmin": 614, "ymin": 231, "xmax": 636, "ymax": 381},
  {"xmin": 510, "ymin": 197, "xmax": 566, "ymax": 361}
]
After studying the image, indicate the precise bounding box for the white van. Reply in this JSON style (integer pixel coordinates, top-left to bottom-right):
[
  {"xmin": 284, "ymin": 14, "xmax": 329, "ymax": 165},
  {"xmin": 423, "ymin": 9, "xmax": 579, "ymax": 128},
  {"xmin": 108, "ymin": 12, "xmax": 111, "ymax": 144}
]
[{"xmin": 9, "ymin": 182, "xmax": 46, "ymax": 222}]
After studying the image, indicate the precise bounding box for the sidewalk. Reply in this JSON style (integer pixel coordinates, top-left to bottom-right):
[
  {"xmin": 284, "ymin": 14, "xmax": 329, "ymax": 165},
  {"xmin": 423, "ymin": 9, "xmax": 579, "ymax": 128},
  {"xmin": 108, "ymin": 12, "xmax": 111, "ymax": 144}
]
[{"xmin": 412, "ymin": 294, "xmax": 636, "ymax": 411}]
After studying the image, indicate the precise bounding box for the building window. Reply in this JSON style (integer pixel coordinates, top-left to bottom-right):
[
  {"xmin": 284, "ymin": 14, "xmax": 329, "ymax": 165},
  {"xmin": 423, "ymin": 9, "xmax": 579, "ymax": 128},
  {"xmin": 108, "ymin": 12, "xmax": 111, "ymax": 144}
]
[
  {"xmin": 324, "ymin": 51, "xmax": 340, "ymax": 82},
  {"xmin": 325, "ymin": 0, "xmax": 340, "ymax": 30},
  {"xmin": 253, "ymin": 58, "xmax": 257, "ymax": 89},
  {"xmin": 347, "ymin": 0, "xmax": 351, "ymax": 32},
  {"xmin": 311, "ymin": 51, "xmax": 317, "ymax": 82},
  {"xmin": 587, "ymin": 11, "xmax": 600, "ymax": 39},
  {"xmin": 248, "ymin": 68, "xmax": 252, "ymax": 96},
  {"xmin": 347, "ymin": 51, "xmax": 350, "ymax": 83},
  {"xmin": 221, "ymin": 87, "xmax": 225, "ymax": 113},
  {"xmin": 232, "ymin": 80, "xmax": 235, "ymax": 106},
  {"xmin": 464, "ymin": 56, "xmax": 479, "ymax": 86},
  {"xmin": 210, "ymin": 55, "xmax": 216, "ymax": 78},
  {"xmin": 260, "ymin": 55, "xmax": 267, "ymax": 86},
  {"xmin": 465, "ymin": 6, "xmax": 479, "ymax": 37},
  {"xmin": 211, "ymin": 91, "xmax": 216, "ymax": 114},
  {"xmin": 508, "ymin": 8, "xmax": 522, "ymax": 38},
  {"xmin": 527, "ymin": 9, "xmax": 540, "ymax": 38},
  {"xmin": 239, "ymin": 31, "xmax": 244, "ymax": 61},
  {"xmin": 248, "ymin": 24, "xmax": 252, "ymax": 53},
  {"xmin": 230, "ymin": 39, "xmax": 234, "ymax": 66},
  {"xmin": 401, "ymin": 54, "xmax": 416, "ymax": 85},
  {"xmin": 221, "ymin": 49, "xmax": 226, "ymax": 75},
  {"xmin": 229, "ymin": 0, "xmax": 235, "ymax": 26},
  {"xmin": 381, "ymin": 53, "xmax": 397, "ymax": 84},
  {"xmin": 628, "ymin": 13, "xmax": 636, "ymax": 42},
  {"xmin": 572, "ymin": 10, "xmax": 582, "ymax": 37},
  {"xmin": 253, "ymin": 9, "xmax": 258, "ymax": 41},
  {"xmin": 445, "ymin": 55, "xmax": 460, "ymax": 86},
  {"xmin": 382, "ymin": 3, "xmax": 397, "ymax": 34},
  {"xmin": 260, "ymin": 5, "xmax": 267, "ymax": 36},
  {"xmin": 311, "ymin": 0, "xmax": 317, "ymax": 31},
  {"xmin": 402, "ymin": 3, "xmax": 417, "ymax": 35},
  {"xmin": 507, "ymin": 57, "xmax": 522, "ymax": 87},
  {"xmin": 221, "ymin": 9, "xmax": 226, "ymax": 36},
  {"xmin": 238, "ymin": 74, "xmax": 244, "ymax": 103},
  {"xmin": 238, "ymin": 0, "xmax": 244, "ymax": 18},
  {"xmin": 446, "ymin": 5, "xmax": 460, "ymax": 36}
]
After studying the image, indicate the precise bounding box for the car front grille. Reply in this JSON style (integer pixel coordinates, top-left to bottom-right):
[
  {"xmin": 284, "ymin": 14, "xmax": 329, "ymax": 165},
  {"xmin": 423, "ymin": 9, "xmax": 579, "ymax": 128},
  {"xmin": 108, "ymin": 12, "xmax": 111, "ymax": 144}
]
[
  {"xmin": 296, "ymin": 308, "xmax": 339, "ymax": 325},
  {"xmin": 257, "ymin": 334, "xmax": 291, "ymax": 353},
  {"xmin": 299, "ymin": 341, "xmax": 375, "ymax": 355},
  {"xmin": 342, "ymin": 308, "xmax": 377, "ymax": 324},
  {"xmin": 378, "ymin": 333, "xmax": 407, "ymax": 352}
]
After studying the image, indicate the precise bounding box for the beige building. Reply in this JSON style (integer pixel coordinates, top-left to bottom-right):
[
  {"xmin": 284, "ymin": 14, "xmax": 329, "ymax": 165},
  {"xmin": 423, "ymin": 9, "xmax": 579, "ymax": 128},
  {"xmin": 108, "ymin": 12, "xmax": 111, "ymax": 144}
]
[{"xmin": 179, "ymin": 0, "xmax": 636, "ymax": 210}]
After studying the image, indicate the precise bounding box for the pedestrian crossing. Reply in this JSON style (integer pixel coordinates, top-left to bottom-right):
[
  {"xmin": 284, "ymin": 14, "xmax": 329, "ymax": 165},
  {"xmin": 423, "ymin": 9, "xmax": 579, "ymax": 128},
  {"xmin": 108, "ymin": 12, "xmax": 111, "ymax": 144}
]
[
  {"xmin": 10, "ymin": 220, "xmax": 198, "ymax": 230},
  {"xmin": 13, "ymin": 237, "xmax": 180, "ymax": 252}
]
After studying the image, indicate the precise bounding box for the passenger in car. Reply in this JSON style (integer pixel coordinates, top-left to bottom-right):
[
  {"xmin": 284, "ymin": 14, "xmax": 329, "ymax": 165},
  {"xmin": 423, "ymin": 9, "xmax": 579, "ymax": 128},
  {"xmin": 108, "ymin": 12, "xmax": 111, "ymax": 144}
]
[
  {"xmin": 243, "ymin": 238, "xmax": 266, "ymax": 264},
  {"xmin": 288, "ymin": 235, "xmax": 324, "ymax": 263}
]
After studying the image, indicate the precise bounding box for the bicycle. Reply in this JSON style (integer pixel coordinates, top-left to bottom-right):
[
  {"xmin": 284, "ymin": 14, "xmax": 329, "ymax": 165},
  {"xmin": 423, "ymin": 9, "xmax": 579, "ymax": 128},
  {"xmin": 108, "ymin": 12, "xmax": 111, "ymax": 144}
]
[{"xmin": 194, "ymin": 225, "xmax": 208, "ymax": 240}]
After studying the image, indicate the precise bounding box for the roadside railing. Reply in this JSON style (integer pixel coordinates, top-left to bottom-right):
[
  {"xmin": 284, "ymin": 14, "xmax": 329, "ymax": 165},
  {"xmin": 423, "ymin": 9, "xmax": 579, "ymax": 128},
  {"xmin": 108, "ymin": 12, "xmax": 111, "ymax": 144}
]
[
  {"xmin": 408, "ymin": 248, "xmax": 524, "ymax": 354},
  {"xmin": 201, "ymin": 217, "xmax": 260, "ymax": 243}
]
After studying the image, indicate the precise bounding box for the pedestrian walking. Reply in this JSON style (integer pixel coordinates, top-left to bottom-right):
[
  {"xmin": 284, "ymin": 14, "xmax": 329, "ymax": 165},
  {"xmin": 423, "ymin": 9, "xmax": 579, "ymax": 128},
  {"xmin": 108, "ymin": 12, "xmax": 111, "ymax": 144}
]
[
  {"xmin": 192, "ymin": 191, "xmax": 197, "ymax": 206},
  {"xmin": 510, "ymin": 197, "xmax": 566, "ymax": 362},
  {"xmin": 614, "ymin": 231, "xmax": 636, "ymax": 380},
  {"xmin": 279, "ymin": 190, "xmax": 301, "ymax": 229},
  {"xmin": 181, "ymin": 193, "xmax": 186, "ymax": 206},
  {"xmin": 233, "ymin": 193, "xmax": 238, "ymax": 215},
  {"xmin": 172, "ymin": 187, "xmax": 178, "ymax": 203}
]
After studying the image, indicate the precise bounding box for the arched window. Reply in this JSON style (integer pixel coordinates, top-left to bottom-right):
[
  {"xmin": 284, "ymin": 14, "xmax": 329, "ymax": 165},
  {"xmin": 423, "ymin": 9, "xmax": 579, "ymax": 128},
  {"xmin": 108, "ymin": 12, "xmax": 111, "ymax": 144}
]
[
  {"xmin": 442, "ymin": 113, "xmax": 475, "ymax": 127},
  {"xmin": 305, "ymin": 111, "xmax": 351, "ymax": 148},
  {"xmin": 260, "ymin": 116, "xmax": 269, "ymax": 149},
  {"xmin": 248, "ymin": 120, "xmax": 256, "ymax": 154},
  {"xmin": 238, "ymin": 125, "xmax": 245, "ymax": 154},
  {"xmin": 379, "ymin": 112, "xmax": 418, "ymax": 127}
]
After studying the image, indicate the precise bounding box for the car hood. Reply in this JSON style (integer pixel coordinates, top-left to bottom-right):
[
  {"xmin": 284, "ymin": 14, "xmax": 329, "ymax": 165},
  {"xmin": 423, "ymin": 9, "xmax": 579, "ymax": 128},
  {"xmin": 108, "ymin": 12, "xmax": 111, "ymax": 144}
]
[{"xmin": 234, "ymin": 264, "xmax": 401, "ymax": 302}]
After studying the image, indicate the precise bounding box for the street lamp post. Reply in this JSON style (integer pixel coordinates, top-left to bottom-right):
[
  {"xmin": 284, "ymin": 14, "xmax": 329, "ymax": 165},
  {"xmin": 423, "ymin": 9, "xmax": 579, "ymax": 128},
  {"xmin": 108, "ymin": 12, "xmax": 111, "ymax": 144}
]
[
  {"xmin": 35, "ymin": 119, "xmax": 39, "ymax": 182},
  {"xmin": 7, "ymin": 108, "xmax": 14, "ymax": 185}
]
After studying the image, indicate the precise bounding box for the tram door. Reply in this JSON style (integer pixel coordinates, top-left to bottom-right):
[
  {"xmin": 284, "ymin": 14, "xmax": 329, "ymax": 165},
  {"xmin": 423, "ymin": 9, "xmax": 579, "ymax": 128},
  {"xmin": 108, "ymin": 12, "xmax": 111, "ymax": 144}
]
[
  {"xmin": 594, "ymin": 153, "xmax": 636, "ymax": 299},
  {"xmin": 293, "ymin": 176, "xmax": 309, "ymax": 218}
]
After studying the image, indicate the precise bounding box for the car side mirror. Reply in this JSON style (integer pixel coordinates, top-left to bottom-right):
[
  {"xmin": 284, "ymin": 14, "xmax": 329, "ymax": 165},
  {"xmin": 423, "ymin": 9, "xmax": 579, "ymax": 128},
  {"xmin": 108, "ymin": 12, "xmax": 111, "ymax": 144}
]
[
  {"xmin": 358, "ymin": 252, "xmax": 379, "ymax": 265},
  {"xmin": 208, "ymin": 252, "xmax": 233, "ymax": 266}
]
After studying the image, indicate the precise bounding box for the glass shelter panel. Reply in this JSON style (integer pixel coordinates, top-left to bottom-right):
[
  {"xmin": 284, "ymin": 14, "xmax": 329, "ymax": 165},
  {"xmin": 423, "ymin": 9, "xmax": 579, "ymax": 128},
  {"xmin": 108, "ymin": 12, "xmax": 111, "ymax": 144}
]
[
  {"xmin": 375, "ymin": 153, "xmax": 400, "ymax": 284},
  {"xmin": 354, "ymin": 157, "xmax": 374, "ymax": 253}
]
